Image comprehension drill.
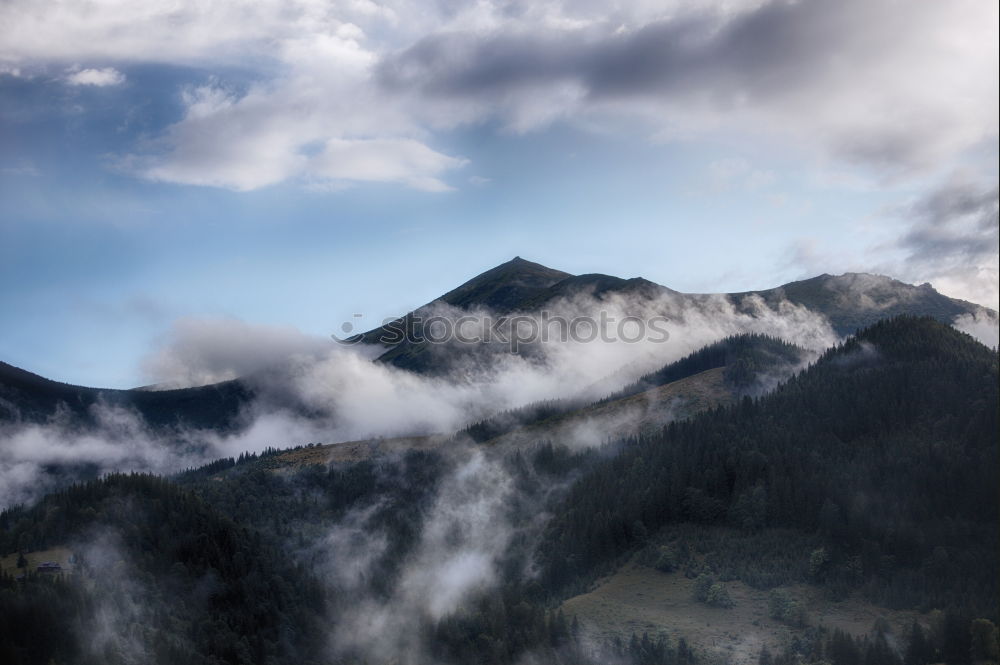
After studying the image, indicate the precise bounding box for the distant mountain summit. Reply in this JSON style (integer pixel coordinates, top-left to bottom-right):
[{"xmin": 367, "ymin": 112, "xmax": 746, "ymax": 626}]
[
  {"xmin": 727, "ymin": 272, "xmax": 985, "ymax": 336},
  {"xmin": 358, "ymin": 257, "xmax": 994, "ymax": 371},
  {"xmin": 1, "ymin": 257, "xmax": 994, "ymax": 426},
  {"xmin": 437, "ymin": 256, "xmax": 572, "ymax": 312}
]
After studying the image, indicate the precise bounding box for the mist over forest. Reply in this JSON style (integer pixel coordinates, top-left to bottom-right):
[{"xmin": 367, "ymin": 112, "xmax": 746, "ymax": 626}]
[
  {"xmin": 1, "ymin": 257, "xmax": 998, "ymax": 665},
  {"xmin": 2, "ymin": 0, "xmax": 998, "ymax": 663}
]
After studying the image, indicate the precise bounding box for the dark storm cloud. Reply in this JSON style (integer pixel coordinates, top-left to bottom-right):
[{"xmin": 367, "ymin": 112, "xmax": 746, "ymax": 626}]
[
  {"xmin": 379, "ymin": 30, "xmax": 575, "ymax": 97},
  {"xmin": 898, "ymin": 180, "xmax": 999, "ymax": 266},
  {"xmin": 378, "ymin": 0, "xmax": 993, "ymax": 171},
  {"xmin": 582, "ymin": 0, "xmax": 864, "ymax": 101},
  {"xmin": 381, "ymin": 0, "xmax": 878, "ymax": 104}
]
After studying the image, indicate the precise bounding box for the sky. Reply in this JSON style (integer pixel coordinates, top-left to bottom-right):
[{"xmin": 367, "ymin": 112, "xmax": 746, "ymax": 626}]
[{"xmin": 1, "ymin": 0, "xmax": 997, "ymax": 388}]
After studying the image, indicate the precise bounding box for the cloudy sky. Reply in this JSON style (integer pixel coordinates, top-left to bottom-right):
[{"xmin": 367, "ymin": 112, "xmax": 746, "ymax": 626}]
[{"xmin": 1, "ymin": 0, "xmax": 997, "ymax": 387}]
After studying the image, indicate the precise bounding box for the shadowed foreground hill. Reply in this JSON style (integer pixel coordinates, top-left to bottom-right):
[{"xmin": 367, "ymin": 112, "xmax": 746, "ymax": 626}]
[
  {"xmin": 460, "ymin": 333, "xmax": 806, "ymax": 446},
  {"xmin": 0, "ymin": 474, "xmax": 324, "ymax": 665},
  {"xmin": 0, "ymin": 317, "xmax": 995, "ymax": 665},
  {"xmin": 539, "ymin": 316, "xmax": 999, "ymax": 617}
]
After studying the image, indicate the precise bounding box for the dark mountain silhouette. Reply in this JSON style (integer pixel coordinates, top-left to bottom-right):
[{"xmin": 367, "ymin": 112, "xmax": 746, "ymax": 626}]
[
  {"xmin": 0, "ymin": 360, "xmax": 250, "ymax": 430},
  {"xmin": 724, "ymin": 272, "xmax": 983, "ymax": 336},
  {"xmin": 357, "ymin": 257, "xmax": 992, "ymax": 372},
  {"xmin": 437, "ymin": 256, "xmax": 572, "ymax": 312},
  {"xmin": 0, "ymin": 258, "xmax": 992, "ymax": 426}
]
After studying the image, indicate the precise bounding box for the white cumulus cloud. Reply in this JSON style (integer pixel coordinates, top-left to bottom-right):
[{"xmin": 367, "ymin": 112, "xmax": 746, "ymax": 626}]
[{"xmin": 65, "ymin": 67, "xmax": 125, "ymax": 86}]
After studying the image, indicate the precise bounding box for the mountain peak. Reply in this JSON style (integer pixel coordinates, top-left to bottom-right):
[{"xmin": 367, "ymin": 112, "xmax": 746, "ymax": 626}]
[{"xmin": 438, "ymin": 257, "xmax": 573, "ymax": 312}]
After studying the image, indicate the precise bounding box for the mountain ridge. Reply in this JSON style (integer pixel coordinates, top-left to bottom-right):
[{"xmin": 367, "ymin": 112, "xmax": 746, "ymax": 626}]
[
  {"xmin": 358, "ymin": 257, "xmax": 994, "ymax": 372},
  {"xmin": 0, "ymin": 258, "xmax": 994, "ymax": 425},
  {"xmin": 0, "ymin": 359, "xmax": 251, "ymax": 431}
]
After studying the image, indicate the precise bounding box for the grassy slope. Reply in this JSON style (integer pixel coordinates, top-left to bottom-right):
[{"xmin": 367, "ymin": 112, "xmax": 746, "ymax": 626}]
[
  {"xmin": 562, "ymin": 557, "xmax": 921, "ymax": 665},
  {"xmin": 0, "ymin": 546, "xmax": 75, "ymax": 576},
  {"xmin": 264, "ymin": 434, "xmax": 448, "ymax": 469}
]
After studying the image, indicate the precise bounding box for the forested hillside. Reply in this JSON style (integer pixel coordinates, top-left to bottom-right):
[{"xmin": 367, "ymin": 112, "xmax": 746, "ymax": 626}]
[
  {"xmin": 0, "ymin": 474, "xmax": 324, "ymax": 665},
  {"xmin": 460, "ymin": 333, "xmax": 803, "ymax": 445},
  {"xmin": 0, "ymin": 316, "xmax": 996, "ymax": 664},
  {"xmin": 539, "ymin": 317, "xmax": 998, "ymax": 616}
]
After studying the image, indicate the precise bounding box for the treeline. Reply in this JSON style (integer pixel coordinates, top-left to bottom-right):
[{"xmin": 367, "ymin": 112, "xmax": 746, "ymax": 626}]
[
  {"xmin": 538, "ymin": 317, "xmax": 998, "ymax": 615},
  {"xmin": 762, "ymin": 617, "xmax": 999, "ymax": 665},
  {"xmin": 599, "ymin": 333, "xmax": 805, "ymax": 405},
  {"xmin": 462, "ymin": 333, "xmax": 804, "ymax": 444},
  {"xmin": 460, "ymin": 399, "xmax": 583, "ymax": 442},
  {"xmin": 459, "ymin": 400, "xmax": 583, "ymax": 443},
  {"xmin": 429, "ymin": 590, "xmax": 697, "ymax": 665},
  {"xmin": 176, "ymin": 445, "xmax": 293, "ymax": 480}
]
